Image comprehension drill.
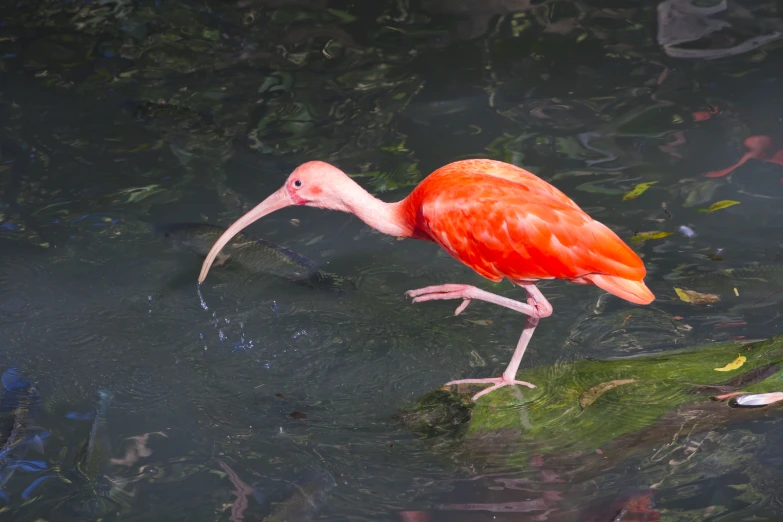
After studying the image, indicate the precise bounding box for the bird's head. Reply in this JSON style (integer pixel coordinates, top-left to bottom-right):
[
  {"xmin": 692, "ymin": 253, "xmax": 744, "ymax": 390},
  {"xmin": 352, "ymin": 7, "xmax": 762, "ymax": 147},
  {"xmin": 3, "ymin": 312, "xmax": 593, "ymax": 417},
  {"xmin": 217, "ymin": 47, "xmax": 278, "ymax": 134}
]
[
  {"xmin": 198, "ymin": 161, "xmax": 354, "ymax": 283},
  {"xmin": 283, "ymin": 161, "xmax": 354, "ymax": 211}
]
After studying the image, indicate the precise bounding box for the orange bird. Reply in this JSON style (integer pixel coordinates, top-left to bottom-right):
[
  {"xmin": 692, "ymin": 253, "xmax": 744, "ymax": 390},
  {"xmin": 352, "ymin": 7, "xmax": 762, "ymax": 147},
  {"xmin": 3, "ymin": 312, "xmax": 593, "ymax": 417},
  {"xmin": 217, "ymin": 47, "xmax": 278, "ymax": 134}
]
[{"xmin": 198, "ymin": 159, "xmax": 654, "ymax": 401}]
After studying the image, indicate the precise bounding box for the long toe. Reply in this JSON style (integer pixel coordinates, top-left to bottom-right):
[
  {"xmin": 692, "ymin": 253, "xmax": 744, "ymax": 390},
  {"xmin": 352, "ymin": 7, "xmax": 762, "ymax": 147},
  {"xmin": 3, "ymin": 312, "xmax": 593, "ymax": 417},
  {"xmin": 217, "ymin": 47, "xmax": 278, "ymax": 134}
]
[
  {"xmin": 405, "ymin": 284, "xmax": 472, "ymax": 298},
  {"xmin": 445, "ymin": 377, "xmax": 503, "ymax": 386},
  {"xmin": 444, "ymin": 376, "xmax": 536, "ymax": 401},
  {"xmin": 411, "ymin": 291, "xmax": 469, "ymax": 304},
  {"xmin": 470, "ymin": 384, "xmax": 505, "ymax": 401}
]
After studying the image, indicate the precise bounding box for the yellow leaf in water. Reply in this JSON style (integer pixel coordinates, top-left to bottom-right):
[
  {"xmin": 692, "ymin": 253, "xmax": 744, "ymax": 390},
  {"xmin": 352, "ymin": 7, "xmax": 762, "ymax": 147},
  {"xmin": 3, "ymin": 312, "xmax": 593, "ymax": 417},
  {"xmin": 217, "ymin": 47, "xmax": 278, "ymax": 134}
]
[
  {"xmin": 466, "ymin": 319, "xmax": 493, "ymax": 326},
  {"xmin": 674, "ymin": 287, "xmax": 720, "ymax": 304},
  {"xmin": 622, "ymin": 181, "xmax": 658, "ymax": 201},
  {"xmin": 630, "ymin": 231, "xmax": 672, "ymax": 242},
  {"xmin": 714, "ymin": 353, "xmax": 747, "ymax": 372},
  {"xmin": 579, "ymin": 379, "xmax": 640, "ymax": 410},
  {"xmin": 674, "ymin": 287, "xmax": 691, "ymax": 302},
  {"xmin": 127, "ymin": 143, "xmax": 149, "ymax": 153},
  {"xmin": 698, "ymin": 200, "xmax": 740, "ymax": 213}
]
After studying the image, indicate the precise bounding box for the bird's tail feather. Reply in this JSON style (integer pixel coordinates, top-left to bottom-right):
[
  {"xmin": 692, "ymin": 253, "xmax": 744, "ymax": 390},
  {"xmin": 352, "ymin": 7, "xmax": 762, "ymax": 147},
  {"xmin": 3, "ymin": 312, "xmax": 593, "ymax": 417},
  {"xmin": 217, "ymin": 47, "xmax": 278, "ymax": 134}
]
[{"xmin": 585, "ymin": 274, "xmax": 655, "ymax": 305}]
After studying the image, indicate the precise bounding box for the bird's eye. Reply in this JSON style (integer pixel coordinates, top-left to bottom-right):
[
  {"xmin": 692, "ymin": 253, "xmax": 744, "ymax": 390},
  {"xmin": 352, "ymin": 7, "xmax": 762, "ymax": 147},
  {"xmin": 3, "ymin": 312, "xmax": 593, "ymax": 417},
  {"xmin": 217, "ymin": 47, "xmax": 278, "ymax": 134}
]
[{"xmin": 293, "ymin": 180, "xmax": 302, "ymax": 188}]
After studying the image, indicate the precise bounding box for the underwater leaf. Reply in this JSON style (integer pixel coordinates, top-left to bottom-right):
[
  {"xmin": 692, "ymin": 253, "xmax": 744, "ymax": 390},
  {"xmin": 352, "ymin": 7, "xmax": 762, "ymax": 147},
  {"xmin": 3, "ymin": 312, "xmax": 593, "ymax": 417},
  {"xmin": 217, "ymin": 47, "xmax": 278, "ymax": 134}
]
[
  {"xmin": 575, "ymin": 180, "xmax": 625, "ymax": 195},
  {"xmin": 629, "ymin": 231, "xmax": 672, "ymax": 242},
  {"xmin": 579, "ymin": 379, "xmax": 640, "ymax": 410},
  {"xmin": 326, "ymin": 9, "xmax": 357, "ymax": 23},
  {"xmin": 674, "ymin": 287, "xmax": 720, "ymax": 304},
  {"xmin": 682, "ymin": 179, "xmax": 722, "ymax": 207},
  {"xmin": 108, "ymin": 184, "xmax": 161, "ymax": 203},
  {"xmin": 468, "ymin": 350, "xmax": 486, "ymax": 367},
  {"xmin": 698, "ymin": 200, "xmax": 741, "ymax": 213},
  {"xmin": 714, "ymin": 353, "xmax": 747, "ymax": 372},
  {"xmin": 466, "ymin": 319, "xmax": 493, "ymax": 326},
  {"xmin": 622, "ymin": 181, "xmax": 658, "ymax": 201},
  {"xmin": 674, "ymin": 287, "xmax": 691, "ymax": 302}
]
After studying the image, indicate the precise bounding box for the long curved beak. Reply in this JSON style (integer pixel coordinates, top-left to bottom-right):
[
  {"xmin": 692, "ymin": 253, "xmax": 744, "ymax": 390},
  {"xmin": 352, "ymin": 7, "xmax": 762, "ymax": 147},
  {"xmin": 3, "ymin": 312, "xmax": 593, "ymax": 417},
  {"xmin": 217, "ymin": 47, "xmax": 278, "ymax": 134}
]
[{"xmin": 198, "ymin": 187, "xmax": 291, "ymax": 283}]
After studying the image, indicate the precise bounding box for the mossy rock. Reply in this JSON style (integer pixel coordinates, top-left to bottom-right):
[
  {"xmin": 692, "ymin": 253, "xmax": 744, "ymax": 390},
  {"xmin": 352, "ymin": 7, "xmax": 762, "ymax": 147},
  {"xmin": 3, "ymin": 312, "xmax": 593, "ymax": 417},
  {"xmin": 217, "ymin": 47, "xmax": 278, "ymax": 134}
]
[{"xmin": 397, "ymin": 335, "xmax": 783, "ymax": 475}]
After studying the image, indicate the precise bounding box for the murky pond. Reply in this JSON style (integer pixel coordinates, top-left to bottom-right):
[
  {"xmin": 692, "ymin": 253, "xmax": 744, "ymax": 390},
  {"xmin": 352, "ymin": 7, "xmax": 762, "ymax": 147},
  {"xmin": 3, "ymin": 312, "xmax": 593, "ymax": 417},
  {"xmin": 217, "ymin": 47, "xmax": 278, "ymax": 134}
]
[{"xmin": 1, "ymin": 0, "xmax": 783, "ymax": 520}]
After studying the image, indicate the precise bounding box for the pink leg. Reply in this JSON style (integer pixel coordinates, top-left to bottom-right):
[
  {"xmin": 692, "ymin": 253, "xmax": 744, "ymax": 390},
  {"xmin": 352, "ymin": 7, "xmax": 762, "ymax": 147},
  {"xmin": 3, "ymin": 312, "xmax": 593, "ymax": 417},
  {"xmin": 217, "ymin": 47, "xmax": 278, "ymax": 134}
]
[{"xmin": 405, "ymin": 283, "xmax": 553, "ymax": 401}]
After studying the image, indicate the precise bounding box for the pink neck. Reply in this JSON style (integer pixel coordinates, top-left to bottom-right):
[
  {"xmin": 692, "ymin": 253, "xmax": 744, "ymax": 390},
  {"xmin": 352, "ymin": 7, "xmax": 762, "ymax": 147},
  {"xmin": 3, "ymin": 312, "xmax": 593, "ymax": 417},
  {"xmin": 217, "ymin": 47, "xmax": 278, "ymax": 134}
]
[
  {"xmin": 345, "ymin": 189, "xmax": 414, "ymax": 238},
  {"xmin": 308, "ymin": 164, "xmax": 417, "ymax": 238}
]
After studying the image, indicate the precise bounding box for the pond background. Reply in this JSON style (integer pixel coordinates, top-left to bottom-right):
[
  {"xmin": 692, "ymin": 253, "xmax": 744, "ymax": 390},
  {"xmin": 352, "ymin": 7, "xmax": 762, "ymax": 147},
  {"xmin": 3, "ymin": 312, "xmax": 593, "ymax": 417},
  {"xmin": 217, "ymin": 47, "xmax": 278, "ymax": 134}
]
[{"xmin": 1, "ymin": 0, "xmax": 783, "ymax": 520}]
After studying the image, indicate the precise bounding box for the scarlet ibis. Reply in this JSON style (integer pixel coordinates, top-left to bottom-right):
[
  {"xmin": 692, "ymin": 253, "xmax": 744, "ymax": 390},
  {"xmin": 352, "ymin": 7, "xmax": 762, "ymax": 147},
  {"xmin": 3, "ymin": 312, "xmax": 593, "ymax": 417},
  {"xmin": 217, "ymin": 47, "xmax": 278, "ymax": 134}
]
[
  {"xmin": 198, "ymin": 159, "xmax": 654, "ymax": 401},
  {"xmin": 703, "ymin": 135, "xmax": 773, "ymax": 178}
]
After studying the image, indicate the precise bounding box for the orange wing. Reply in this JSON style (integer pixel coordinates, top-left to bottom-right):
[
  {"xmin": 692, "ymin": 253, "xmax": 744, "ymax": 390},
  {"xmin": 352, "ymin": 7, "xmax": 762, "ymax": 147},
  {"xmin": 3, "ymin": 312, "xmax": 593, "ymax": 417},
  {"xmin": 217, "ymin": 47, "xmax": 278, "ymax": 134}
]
[
  {"xmin": 405, "ymin": 161, "xmax": 653, "ymax": 303},
  {"xmin": 435, "ymin": 159, "xmax": 585, "ymax": 211}
]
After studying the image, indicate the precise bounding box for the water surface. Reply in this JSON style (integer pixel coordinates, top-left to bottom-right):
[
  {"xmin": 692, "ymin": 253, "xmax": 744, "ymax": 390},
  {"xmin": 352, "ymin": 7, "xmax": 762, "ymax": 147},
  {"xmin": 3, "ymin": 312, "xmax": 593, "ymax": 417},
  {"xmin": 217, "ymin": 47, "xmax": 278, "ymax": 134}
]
[{"xmin": 1, "ymin": 0, "xmax": 783, "ymax": 519}]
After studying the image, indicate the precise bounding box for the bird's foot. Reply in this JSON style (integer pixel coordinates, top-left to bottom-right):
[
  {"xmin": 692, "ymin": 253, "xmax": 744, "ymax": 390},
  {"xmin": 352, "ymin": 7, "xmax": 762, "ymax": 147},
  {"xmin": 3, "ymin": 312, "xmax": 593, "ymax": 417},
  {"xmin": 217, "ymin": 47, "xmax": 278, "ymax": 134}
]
[
  {"xmin": 405, "ymin": 284, "xmax": 477, "ymax": 315},
  {"xmin": 444, "ymin": 376, "xmax": 536, "ymax": 402}
]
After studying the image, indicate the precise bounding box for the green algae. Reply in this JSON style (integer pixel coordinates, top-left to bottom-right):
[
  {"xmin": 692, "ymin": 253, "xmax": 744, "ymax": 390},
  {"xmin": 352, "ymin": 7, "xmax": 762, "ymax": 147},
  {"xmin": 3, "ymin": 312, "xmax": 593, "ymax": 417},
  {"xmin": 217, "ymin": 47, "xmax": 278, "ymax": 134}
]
[{"xmin": 400, "ymin": 335, "xmax": 783, "ymax": 469}]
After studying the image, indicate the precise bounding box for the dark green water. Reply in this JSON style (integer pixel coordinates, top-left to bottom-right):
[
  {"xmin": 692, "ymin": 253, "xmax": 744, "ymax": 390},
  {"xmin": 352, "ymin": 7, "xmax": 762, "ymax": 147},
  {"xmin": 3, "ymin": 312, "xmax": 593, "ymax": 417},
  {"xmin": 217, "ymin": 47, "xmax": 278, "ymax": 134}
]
[{"xmin": 1, "ymin": 0, "xmax": 783, "ymax": 520}]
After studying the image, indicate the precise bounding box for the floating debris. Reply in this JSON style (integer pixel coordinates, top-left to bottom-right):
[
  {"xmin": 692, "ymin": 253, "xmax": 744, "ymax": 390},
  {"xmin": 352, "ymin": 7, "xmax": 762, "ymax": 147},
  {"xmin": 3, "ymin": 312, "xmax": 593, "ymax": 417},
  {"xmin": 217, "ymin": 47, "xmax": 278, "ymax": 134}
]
[
  {"xmin": 698, "ymin": 200, "xmax": 741, "ymax": 213},
  {"xmin": 657, "ymin": 0, "xmax": 783, "ymax": 60},
  {"xmin": 579, "ymin": 379, "xmax": 640, "ymax": 410},
  {"xmin": 622, "ymin": 181, "xmax": 657, "ymax": 201},
  {"xmin": 734, "ymin": 392, "xmax": 783, "ymax": 407},
  {"xmin": 678, "ymin": 225, "xmax": 696, "ymax": 238},
  {"xmin": 630, "ymin": 231, "xmax": 673, "ymax": 243},
  {"xmin": 674, "ymin": 288, "xmax": 720, "ymax": 304}
]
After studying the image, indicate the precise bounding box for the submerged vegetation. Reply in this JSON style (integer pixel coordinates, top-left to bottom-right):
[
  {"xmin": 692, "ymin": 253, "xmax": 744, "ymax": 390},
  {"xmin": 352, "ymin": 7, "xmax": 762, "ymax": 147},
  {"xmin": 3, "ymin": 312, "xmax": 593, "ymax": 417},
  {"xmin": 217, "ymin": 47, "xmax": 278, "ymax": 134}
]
[
  {"xmin": 399, "ymin": 334, "xmax": 783, "ymax": 481},
  {"xmin": 2, "ymin": 0, "xmax": 782, "ymax": 247}
]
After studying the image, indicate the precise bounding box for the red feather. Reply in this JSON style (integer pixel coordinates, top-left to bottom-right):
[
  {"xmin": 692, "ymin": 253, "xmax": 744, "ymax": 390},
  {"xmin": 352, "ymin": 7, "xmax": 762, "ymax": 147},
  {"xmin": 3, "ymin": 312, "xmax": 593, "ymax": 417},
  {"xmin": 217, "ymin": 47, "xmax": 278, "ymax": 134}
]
[{"xmin": 402, "ymin": 159, "xmax": 653, "ymax": 304}]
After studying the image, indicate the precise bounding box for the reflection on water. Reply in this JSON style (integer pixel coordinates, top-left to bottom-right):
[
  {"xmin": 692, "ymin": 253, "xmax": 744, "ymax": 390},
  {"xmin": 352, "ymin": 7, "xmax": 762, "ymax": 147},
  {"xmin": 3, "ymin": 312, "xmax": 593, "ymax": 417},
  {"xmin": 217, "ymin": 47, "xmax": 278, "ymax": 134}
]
[{"xmin": 1, "ymin": 0, "xmax": 783, "ymax": 519}]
